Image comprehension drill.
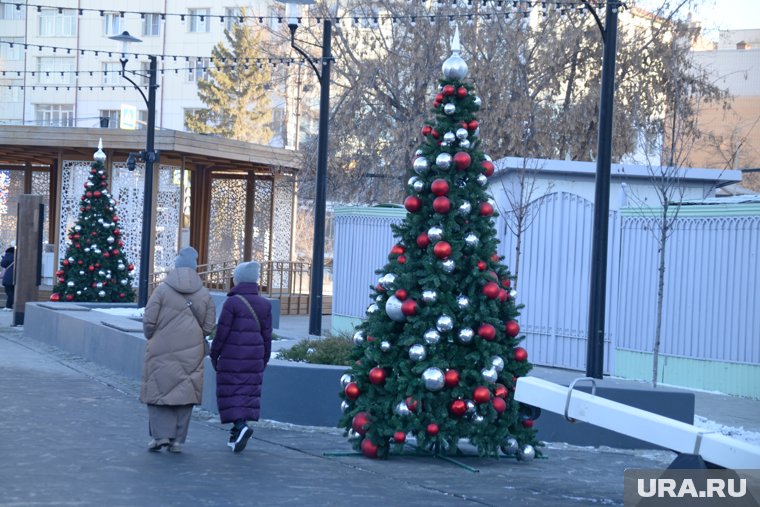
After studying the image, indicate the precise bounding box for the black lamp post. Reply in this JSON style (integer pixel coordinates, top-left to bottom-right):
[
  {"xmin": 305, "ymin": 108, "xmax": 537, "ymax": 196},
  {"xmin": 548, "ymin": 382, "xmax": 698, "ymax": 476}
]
[
  {"xmin": 108, "ymin": 31, "xmax": 158, "ymax": 308},
  {"xmin": 583, "ymin": 1, "xmax": 620, "ymax": 379},
  {"xmin": 279, "ymin": 0, "xmax": 332, "ymax": 336}
]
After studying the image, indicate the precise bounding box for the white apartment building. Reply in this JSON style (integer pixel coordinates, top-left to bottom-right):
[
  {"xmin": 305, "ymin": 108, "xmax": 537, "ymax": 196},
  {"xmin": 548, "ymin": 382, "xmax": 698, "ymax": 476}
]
[{"xmin": 0, "ymin": 1, "xmax": 319, "ymax": 147}]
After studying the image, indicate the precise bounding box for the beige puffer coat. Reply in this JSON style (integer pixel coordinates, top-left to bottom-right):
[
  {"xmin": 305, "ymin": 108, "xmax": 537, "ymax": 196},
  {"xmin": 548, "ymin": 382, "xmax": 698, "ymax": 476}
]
[{"xmin": 140, "ymin": 267, "xmax": 216, "ymax": 406}]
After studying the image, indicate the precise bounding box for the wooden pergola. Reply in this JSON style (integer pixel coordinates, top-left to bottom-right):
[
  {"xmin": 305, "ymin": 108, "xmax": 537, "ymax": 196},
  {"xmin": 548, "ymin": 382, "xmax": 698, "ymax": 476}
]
[{"xmin": 0, "ymin": 126, "xmax": 302, "ymax": 277}]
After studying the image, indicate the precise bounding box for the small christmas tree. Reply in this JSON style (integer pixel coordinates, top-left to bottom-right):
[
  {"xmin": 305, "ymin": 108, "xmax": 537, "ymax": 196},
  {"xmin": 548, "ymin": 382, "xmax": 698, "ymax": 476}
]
[
  {"xmin": 338, "ymin": 30, "xmax": 540, "ymax": 460},
  {"xmin": 50, "ymin": 140, "xmax": 136, "ymax": 303}
]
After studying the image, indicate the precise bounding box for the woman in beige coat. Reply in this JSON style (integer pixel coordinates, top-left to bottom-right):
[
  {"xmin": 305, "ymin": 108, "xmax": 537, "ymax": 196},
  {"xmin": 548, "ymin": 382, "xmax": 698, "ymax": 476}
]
[{"xmin": 140, "ymin": 246, "xmax": 216, "ymax": 453}]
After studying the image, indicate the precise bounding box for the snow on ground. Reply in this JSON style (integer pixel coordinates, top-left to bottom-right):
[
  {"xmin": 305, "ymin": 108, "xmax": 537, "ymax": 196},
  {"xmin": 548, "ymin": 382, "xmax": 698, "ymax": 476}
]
[
  {"xmin": 694, "ymin": 415, "xmax": 760, "ymax": 447},
  {"xmin": 92, "ymin": 307, "xmax": 143, "ymax": 319}
]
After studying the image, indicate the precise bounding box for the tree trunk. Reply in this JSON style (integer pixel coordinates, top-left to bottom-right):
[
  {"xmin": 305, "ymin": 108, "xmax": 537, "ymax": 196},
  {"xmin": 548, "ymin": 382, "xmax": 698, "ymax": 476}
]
[{"xmin": 652, "ymin": 205, "xmax": 668, "ymax": 388}]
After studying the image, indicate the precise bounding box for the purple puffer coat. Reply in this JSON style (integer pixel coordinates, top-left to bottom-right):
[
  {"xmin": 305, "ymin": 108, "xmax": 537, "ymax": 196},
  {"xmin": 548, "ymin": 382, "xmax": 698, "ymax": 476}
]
[{"xmin": 210, "ymin": 282, "xmax": 272, "ymax": 423}]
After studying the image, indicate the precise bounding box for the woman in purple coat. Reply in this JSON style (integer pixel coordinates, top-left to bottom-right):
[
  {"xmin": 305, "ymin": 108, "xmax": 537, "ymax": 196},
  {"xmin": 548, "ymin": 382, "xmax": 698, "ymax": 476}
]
[{"xmin": 210, "ymin": 261, "xmax": 272, "ymax": 453}]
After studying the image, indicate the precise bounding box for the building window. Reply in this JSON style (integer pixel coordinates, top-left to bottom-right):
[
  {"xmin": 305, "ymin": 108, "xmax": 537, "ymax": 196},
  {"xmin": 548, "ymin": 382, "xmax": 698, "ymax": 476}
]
[
  {"xmin": 189, "ymin": 9, "xmax": 210, "ymax": 33},
  {"xmin": 37, "ymin": 57, "xmax": 75, "ymax": 84},
  {"xmin": 102, "ymin": 62, "xmax": 122, "ymax": 85},
  {"xmin": 39, "ymin": 8, "xmax": 77, "ymax": 37},
  {"xmin": 268, "ymin": 5, "xmax": 283, "ymax": 30},
  {"xmin": 35, "ymin": 104, "xmax": 75, "ymax": 127},
  {"xmin": 139, "ymin": 61, "xmax": 151, "ymax": 86},
  {"xmin": 0, "ymin": 82, "xmax": 23, "ymax": 102},
  {"xmin": 0, "ymin": 38, "xmax": 23, "ymax": 60},
  {"xmin": 187, "ymin": 58, "xmax": 210, "ymax": 83},
  {"xmin": 137, "ymin": 110, "xmax": 148, "ymax": 130},
  {"xmin": 142, "ymin": 13, "xmax": 161, "ymax": 37},
  {"xmin": 224, "ymin": 7, "xmax": 241, "ymax": 31},
  {"xmin": 99, "ymin": 109, "xmax": 120, "ymax": 128},
  {"xmin": 0, "ymin": 3, "xmax": 25, "ymax": 20},
  {"xmin": 103, "ymin": 12, "xmax": 124, "ymax": 36}
]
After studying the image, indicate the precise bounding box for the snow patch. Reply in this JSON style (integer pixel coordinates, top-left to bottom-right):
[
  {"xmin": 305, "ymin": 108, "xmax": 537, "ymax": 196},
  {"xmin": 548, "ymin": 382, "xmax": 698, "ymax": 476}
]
[
  {"xmin": 92, "ymin": 307, "xmax": 144, "ymax": 319},
  {"xmin": 694, "ymin": 415, "xmax": 760, "ymax": 446}
]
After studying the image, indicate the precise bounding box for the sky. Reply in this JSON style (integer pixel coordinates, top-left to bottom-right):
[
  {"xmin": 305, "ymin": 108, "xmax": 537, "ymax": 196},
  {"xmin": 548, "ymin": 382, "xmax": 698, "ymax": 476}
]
[{"xmin": 636, "ymin": 0, "xmax": 759, "ymax": 31}]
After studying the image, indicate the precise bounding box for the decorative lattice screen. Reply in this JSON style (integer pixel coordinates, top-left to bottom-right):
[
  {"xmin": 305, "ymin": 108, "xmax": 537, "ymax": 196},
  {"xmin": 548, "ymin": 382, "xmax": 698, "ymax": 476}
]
[
  {"xmin": 58, "ymin": 161, "xmax": 93, "ymax": 266},
  {"xmin": 207, "ymin": 178, "xmax": 247, "ymax": 266}
]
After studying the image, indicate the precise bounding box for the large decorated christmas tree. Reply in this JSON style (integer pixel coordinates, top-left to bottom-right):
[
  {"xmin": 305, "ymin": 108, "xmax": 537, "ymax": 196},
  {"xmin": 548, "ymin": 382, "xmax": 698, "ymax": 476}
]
[
  {"xmin": 338, "ymin": 30, "xmax": 540, "ymax": 460},
  {"xmin": 50, "ymin": 141, "xmax": 136, "ymax": 303}
]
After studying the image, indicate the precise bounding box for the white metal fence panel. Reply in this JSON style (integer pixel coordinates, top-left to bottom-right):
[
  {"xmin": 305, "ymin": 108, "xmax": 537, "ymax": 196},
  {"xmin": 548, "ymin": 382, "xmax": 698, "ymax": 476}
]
[
  {"xmin": 616, "ymin": 214, "xmax": 760, "ymax": 365},
  {"xmin": 332, "ymin": 211, "xmax": 404, "ymax": 319},
  {"xmin": 497, "ymin": 192, "xmax": 617, "ymax": 373}
]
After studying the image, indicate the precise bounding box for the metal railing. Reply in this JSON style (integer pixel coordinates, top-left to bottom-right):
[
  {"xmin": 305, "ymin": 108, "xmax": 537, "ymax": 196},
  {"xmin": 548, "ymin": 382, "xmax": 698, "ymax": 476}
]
[{"xmin": 148, "ymin": 260, "xmax": 330, "ymax": 315}]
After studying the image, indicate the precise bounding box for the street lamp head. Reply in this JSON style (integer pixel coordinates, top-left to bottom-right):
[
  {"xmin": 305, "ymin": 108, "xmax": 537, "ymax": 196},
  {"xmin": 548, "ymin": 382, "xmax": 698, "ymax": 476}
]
[
  {"xmin": 108, "ymin": 31, "xmax": 143, "ymax": 57},
  {"xmin": 277, "ymin": 0, "xmax": 315, "ymax": 30}
]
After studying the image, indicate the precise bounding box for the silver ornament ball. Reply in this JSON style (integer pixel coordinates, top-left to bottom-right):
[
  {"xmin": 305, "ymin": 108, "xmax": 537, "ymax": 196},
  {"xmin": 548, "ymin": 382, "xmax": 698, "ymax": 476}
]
[
  {"xmin": 413, "ymin": 157, "xmax": 429, "ymax": 175},
  {"xmin": 473, "ymin": 414, "xmax": 485, "ymax": 424},
  {"xmin": 459, "ymin": 139, "xmax": 471, "ymax": 149},
  {"xmin": 395, "ymin": 400, "xmax": 411, "ymax": 416},
  {"xmin": 352, "ymin": 331, "xmax": 365, "ymax": 345},
  {"xmin": 444, "ymin": 103, "xmax": 456, "ymax": 115},
  {"xmin": 74, "ymin": 225, "xmax": 81, "ymax": 232},
  {"xmin": 436, "ymin": 314, "xmax": 454, "ymax": 332},
  {"xmin": 421, "ymin": 290, "xmax": 438, "ymax": 304},
  {"xmin": 380, "ymin": 340, "xmax": 391, "ymax": 352},
  {"xmin": 477, "ymin": 174, "xmax": 488, "ymax": 186},
  {"xmin": 491, "ymin": 356, "xmax": 505, "ymax": 372},
  {"xmin": 473, "ymin": 96, "xmax": 481, "ymax": 110},
  {"xmin": 457, "ymin": 327, "xmax": 475, "ymax": 344},
  {"xmin": 120, "ymin": 279, "xmax": 128, "ymax": 286},
  {"xmin": 407, "ymin": 176, "xmax": 419, "ymax": 187},
  {"xmin": 67, "ymin": 281, "xmax": 75, "ymax": 287},
  {"xmin": 518, "ymin": 445, "xmax": 536, "ymax": 462},
  {"xmin": 413, "ymin": 179, "xmax": 425, "ymax": 192},
  {"xmin": 340, "ymin": 373, "xmax": 354, "ymax": 389},
  {"xmin": 500, "ymin": 437, "xmax": 519, "ymax": 455},
  {"xmin": 427, "ymin": 226, "xmax": 443, "ymax": 242},
  {"xmin": 442, "ymin": 53, "xmax": 469, "ymax": 80},
  {"xmin": 423, "ymin": 328, "xmax": 441, "ymax": 345},
  {"xmin": 98, "ymin": 290, "xmax": 106, "ymax": 297},
  {"xmin": 441, "ymin": 259, "xmax": 455, "ymax": 273},
  {"xmin": 443, "ymin": 131, "xmax": 456, "ymax": 143},
  {"xmin": 409, "ymin": 344, "xmax": 426, "ymax": 362},
  {"xmin": 457, "ymin": 201, "xmax": 472, "ymax": 215},
  {"xmin": 385, "ymin": 295, "xmax": 406, "ymax": 322},
  {"xmin": 422, "ymin": 367, "xmax": 445, "ymax": 391},
  {"xmin": 366, "ymin": 303, "xmax": 379, "ymax": 315},
  {"xmin": 456, "ymin": 128, "xmax": 469, "ymax": 140},
  {"xmin": 482, "ymin": 367, "xmax": 498, "ymax": 384},
  {"xmin": 466, "ymin": 400, "xmax": 476, "ymax": 415},
  {"xmin": 456, "ymin": 295, "xmax": 470, "ymax": 310},
  {"xmin": 464, "ymin": 233, "xmax": 479, "ymax": 248},
  {"xmin": 436, "ymin": 153, "xmax": 452, "ymax": 169},
  {"xmin": 340, "ymin": 400, "xmax": 350, "ymax": 413}
]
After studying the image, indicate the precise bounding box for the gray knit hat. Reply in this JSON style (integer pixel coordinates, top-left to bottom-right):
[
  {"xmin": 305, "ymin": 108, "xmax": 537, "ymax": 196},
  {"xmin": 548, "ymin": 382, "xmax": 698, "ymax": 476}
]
[
  {"xmin": 174, "ymin": 246, "xmax": 198, "ymax": 269},
  {"xmin": 233, "ymin": 261, "xmax": 260, "ymax": 284}
]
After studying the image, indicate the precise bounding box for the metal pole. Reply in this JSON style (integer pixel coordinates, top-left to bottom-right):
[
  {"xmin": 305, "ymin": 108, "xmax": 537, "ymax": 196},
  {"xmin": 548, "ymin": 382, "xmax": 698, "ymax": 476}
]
[
  {"xmin": 586, "ymin": 3, "xmax": 619, "ymax": 379},
  {"xmin": 308, "ymin": 20, "xmax": 332, "ymax": 336},
  {"xmin": 137, "ymin": 55, "xmax": 157, "ymax": 308}
]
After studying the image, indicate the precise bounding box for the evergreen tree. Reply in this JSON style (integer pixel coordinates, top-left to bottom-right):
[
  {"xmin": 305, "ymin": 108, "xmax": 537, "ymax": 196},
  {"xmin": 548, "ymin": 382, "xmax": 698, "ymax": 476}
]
[
  {"xmin": 50, "ymin": 143, "xmax": 135, "ymax": 303},
  {"xmin": 338, "ymin": 31, "xmax": 540, "ymax": 460},
  {"xmin": 185, "ymin": 15, "xmax": 273, "ymax": 144}
]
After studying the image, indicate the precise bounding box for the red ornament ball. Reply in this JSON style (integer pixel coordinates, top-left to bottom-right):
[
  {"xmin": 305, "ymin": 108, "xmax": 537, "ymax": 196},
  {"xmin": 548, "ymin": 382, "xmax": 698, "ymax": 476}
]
[
  {"xmin": 112, "ymin": 215, "xmax": 119, "ymax": 222},
  {"xmin": 77, "ymin": 260, "xmax": 83, "ymax": 265},
  {"xmin": 404, "ymin": 196, "xmax": 422, "ymax": 213},
  {"xmin": 405, "ymin": 396, "xmax": 419, "ymax": 412},
  {"xmin": 435, "ymin": 92, "xmax": 445, "ymax": 102},
  {"xmin": 505, "ymin": 320, "xmax": 520, "ymax": 337},
  {"xmin": 344, "ymin": 382, "xmax": 361, "ymax": 400},
  {"xmin": 401, "ymin": 299, "xmax": 418, "ymax": 316},
  {"xmin": 494, "ymin": 384, "xmax": 509, "ymax": 398},
  {"xmin": 390, "ymin": 244, "xmax": 405, "ymax": 255},
  {"xmin": 395, "ymin": 289, "xmax": 408, "ymax": 300},
  {"xmin": 376, "ymin": 283, "xmax": 385, "ymax": 293},
  {"xmin": 444, "ymin": 369, "xmax": 460, "ymax": 388},
  {"xmin": 468, "ymin": 120, "xmax": 479, "ymax": 131},
  {"xmin": 119, "ymin": 292, "xmax": 125, "ymax": 299},
  {"xmin": 473, "ymin": 386, "xmax": 491, "ymax": 404},
  {"xmin": 502, "ymin": 278, "xmax": 511, "ymax": 288},
  {"xmin": 113, "ymin": 229, "xmax": 120, "ymax": 236},
  {"xmin": 88, "ymin": 266, "xmax": 95, "ymax": 272},
  {"xmin": 369, "ymin": 367, "xmax": 387, "ymax": 385},
  {"xmin": 491, "ymin": 253, "xmax": 500, "ymax": 262},
  {"xmin": 65, "ymin": 294, "xmax": 74, "ymax": 302},
  {"xmin": 478, "ymin": 323, "xmax": 496, "ymax": 341},
  {"xmin": 481, "ymin": 160, "xmax": 495, "ymax": 177},
  {"xmin": 361, "ymin": 438, "xmax": 379, "ymax": 459},
  {"xmin": 433, "ymin": 196, "xmax": 451, "ymax": 214},
  {"xmin": 90, "ymin": 168, "xmax": 97, "ymax": 174},
  {"xmin": 417, "ymin": 232, "xmax": 430, "ymax": 249},
  {"xmin": 393, "ymin": 431, "xmax": 406, "ymax": 444},
  {"xmin": 456, "ymin": 86, "xmax": 468, "ymax": 98},
  {"xmin": 426, "ymin": 423, "xmax": 439, "ymax": 436},
  {"xmin": 453, "ymin": 152, "xmax": 472, "ymax": 171},
  {"xmin": 449, "ymin": 400, "xmax": 467, "ymax": 417},
  {"xmin": 514, "ymin": 347, "xmax": 528, "ymax": 362},
  {"xmin": 62, "ymin": 260, "xmax": 70, "ymax": 266},
  {"xmin": 86, "ymin": 191, "xmax": 92, "ymax": 198},
  {"xmin": 482, "ymin": 282, "xmax": 500, "ymax": 299},
  {"xmin": 397, "ymin": 255, "xmax": 407, "ymax": 264},
  {"xmin": 50, "ymin": 293, "xmax": 60, "ymax": 302},
  {"xmin": 433, "ymin": 241, "xmax": 452, "ymax": 259},
  {"xmin": 111, "ymin": 249, "xmax": 120, "ymax": 255},
  {"xmin": 421, "ymin": 125, "xmax": 432, "ymax": 136},
  {"xmin": 522, "ymin": 419, "xmax": 534, "ymax": 429},
  {"xmin": 498, "ymin": 289, "xmax": 508, "ymax": 302},
  {"xmin": 352, "ymin": 412, "xmax": 370, "ymax": 435},
  {"xmin": 442, "ymin": 84, "xmax": 455, "ymax": 96},
  {"xmin": 128, "ymin": 263, "xmax": 134, "ymax": 271},
  {"xmin": 479, "ymin": 202, "xmax": 494, "ymax": 216},
  {"xmin": 93, "ymin": 191, "xmax": 101, "ymax": 198},
  {"xmin": 492, "ymin": 397, "xmax": 507, "ymax": 414},
  {"xmin": 430, "ymin": 178, "xmax": 449, "ymax": 196},
  {"xmin": 57, "ymin": 277, "xmax": 64, "ymax": 284},
  {"xmin": 431, "ymin": 129, "xmax": 440, "ymax": 139},
  {"xmin": 477, "ymin": 260, "xmax": 487, "ymax": 271}
]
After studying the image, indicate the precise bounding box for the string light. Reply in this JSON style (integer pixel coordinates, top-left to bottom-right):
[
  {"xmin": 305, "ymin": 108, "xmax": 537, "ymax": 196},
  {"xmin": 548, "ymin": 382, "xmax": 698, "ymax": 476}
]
[{"xmin": 2, "ymin": 1, "xmax": 611, "ymax": 27}]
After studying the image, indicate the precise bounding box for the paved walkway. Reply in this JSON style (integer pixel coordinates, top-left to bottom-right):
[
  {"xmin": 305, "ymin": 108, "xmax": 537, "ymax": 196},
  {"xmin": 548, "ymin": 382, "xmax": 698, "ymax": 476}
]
[{"xmin": 1, "ymin": 310, "xmax": 758, "ymax": 506}]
